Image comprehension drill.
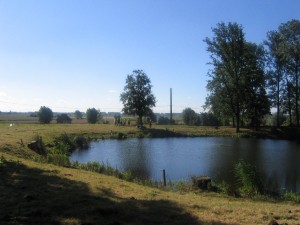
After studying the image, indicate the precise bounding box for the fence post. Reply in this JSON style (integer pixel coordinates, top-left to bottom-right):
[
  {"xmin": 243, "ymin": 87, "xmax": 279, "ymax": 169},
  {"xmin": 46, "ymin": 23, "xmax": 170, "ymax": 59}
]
[{"xmin": 162, "ymin": 169, "xmax": 166, "ymax": 187}]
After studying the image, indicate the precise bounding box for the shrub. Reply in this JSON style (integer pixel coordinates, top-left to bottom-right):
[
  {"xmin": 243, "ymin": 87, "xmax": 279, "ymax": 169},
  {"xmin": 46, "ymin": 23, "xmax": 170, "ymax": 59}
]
[
  {"xmin": 283, "ymin": 191, "xmax": 300, "ymax": 203},
  {"xmin": 47, "ymin": 154, "xmax": 70, "ymax": 167},
  {"xmin": 54, "ymin": 133, "xmax": 75, "ymax": 153},
  {"xmin": 73, "ymin": 135, "xmax": 89, "ymax": 149},
  {"xmin": 86, "ymin": 108, "xmax": 100, "ymax": 124},
  {"xmin": 38, "ymin": 106, "xmax": 53, "ymax": 124},
  {"xmin": 234, "ymin": 160, "xmax": 264, "ymax": 196},
  {"xmin": 56, "ymin": 113, "xmax": 72, "ymax": 124}
]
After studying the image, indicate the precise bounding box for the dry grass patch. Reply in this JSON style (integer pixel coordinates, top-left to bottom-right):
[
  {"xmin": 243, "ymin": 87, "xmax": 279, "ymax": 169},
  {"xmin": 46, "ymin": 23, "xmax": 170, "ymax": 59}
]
[{"xmin": 1, "ymin": 153, "xmax": 299, "ymax": 225}]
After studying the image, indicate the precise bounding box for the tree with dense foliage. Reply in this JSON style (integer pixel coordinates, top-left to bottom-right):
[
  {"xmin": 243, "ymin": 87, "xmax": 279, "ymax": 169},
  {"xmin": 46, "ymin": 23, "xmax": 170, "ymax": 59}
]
[
  {"xmin": 74, "ymin": 110, "xmax": 83, "ymax": 119},
  {"xmin": 182, "ymin": 108, "xmax": 200, "ymax": 126},
  {"xmin": 120, "ymin": 70, "xmax": 156, "ymax": 126},
  {"xmin": 199, "ymin": 112, "xmax": 220, "ymax": 126},
  {"xmin": 204, "ymin": 22, "xmax": 270, "ymax": 132},
  {"xmin": 279, "ymin": 20, "xmax": 300, "ymax": 126},
  {"xmin": 38, "ymin": 106, "xmax": 53, "ymax": 124},
  {"xmin": 57, "ymin": 113, "xmax": 72, "ymax": 124},
  {"xmin": 265, "ymin": 19, "xmax": 300, "ymax": 126},
  {"xmin": 86, "ymin": 108, "xmax": 100, "ymax": 124},
  {"xmin": 265, "ymin": 30, "xmax": 286, "ymax": 127}
]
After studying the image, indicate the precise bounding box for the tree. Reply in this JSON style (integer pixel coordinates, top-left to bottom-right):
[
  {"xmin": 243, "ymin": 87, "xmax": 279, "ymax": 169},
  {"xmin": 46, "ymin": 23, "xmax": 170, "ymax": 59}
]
[
  {"xmin": 265, "ymin": 19, "xmax": 300, "ymax": 126},
  {"xmin": 120, "ymin": 70, "xmax": 156, "ymax": 126},
  {"xmin": 265, "ymin": 30, "xmax": 286, "ymax": 127},
  {"xmin": 74, "ymin": 110, "xmax": 83, "ymax": 119},
  {"xmin": 199, "ymin": 112, "xmax": 220, "ymax": 126},
  {"xmin": 38, "ymin": 106, "xmax": 53, "ymax": 124},
  {"xmin": 182, "ymin": 108, "xmax": 200, "ymax": 126},
  {"xmin": 57, "ymin": 113, "xmax": 72, "ymax": 124},
  {"xmin": 204, "ymin": 22, "xmax": 270, "ymax": 131},
  {"xmin": 279, "ymin": 20, "xmax": 300, "ymax": 126},
  {"xmin": 86, "ymin": 108, "xmax": 100, "ymax": 124}
]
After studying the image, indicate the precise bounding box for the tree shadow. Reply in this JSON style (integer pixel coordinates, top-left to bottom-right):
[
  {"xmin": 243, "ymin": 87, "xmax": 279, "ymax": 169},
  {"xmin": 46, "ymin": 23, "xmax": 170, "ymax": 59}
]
[
  {"xmin": 141, "ymin": 128, "xmax": 185, "ymax": 138},
  {"xmin": 0, "ymin": 160, "xmax": 237, "ymax": 225}
]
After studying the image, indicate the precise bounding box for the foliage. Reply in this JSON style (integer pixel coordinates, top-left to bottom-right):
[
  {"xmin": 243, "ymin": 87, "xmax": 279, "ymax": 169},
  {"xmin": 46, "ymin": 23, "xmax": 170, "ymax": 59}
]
[
  {"xmin": 266, "ymin": 20, "xmax": 300, "ymax": 126},
  {"xmin": 56, "ymin": 113, "xmax": 72, "ymax": 124},
  {"xmin": 199, "ymin": 112, "xmax": 220, "ymax": 126},
  {"xmin": 0, "ymin": 155, "xmax": 6, "ymax": 167},
  {"xmin": 120, "ymin": 70, "xmax": 156, "ymax": 126},
  {"xmin": 86, "ymin": 108, "xmax": 100, "ymax": 124},
  {"xmin": 74, "ymin": 110, "xmax": 83, "ymax": 119},
  {"xmin": 71, "ymin": 161, "xmax": 134, "ymax": 181},
  {"xmin": 182, "ymin": 108, "xmax": 200, "ymax": 126},
  {"xmin": 73, "ymin": 135, "xmax": 90, "ymax": 149},
  {"xmin": 38, "ymin": 106, "xmax": 53, "ymax": 124},
  {"xmin": 157, "ymin": 116, "xmax": 175, "ymax": 125},
  {"xmin": 283, "ymin": 191, "xmax": 300, "ymax": 203},
  {"xmin": 234, "ymin": 160, "xmax": 265, "ymax": 196},
  {"xmin": 204, "ymin": 22, "xmax": 270, "ymax": 132},
  {"xmin": 53, "ymin": 133, "xmax": 89, "ymax": 153},
  {"xmin": 46, "ymin": 153, "xmax": 70, "ymax": 167}
]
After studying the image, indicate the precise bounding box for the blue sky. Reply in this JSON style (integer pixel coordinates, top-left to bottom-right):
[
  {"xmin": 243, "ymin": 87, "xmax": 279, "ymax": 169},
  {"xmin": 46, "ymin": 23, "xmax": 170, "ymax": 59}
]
[{"xmin": 1, "ymin": 0, "xmax": 299, "ymax": 113}]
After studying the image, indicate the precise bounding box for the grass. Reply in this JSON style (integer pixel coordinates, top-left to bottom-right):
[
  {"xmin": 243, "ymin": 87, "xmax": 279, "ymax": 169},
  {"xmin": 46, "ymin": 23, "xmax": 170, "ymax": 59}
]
[
  {"xmin": 1, "ymin": 123, "xmax": 300, "ymax": 224},
  {"xmin": 1, "ymin": 153, "xmax": 300, "ymax": 225}
]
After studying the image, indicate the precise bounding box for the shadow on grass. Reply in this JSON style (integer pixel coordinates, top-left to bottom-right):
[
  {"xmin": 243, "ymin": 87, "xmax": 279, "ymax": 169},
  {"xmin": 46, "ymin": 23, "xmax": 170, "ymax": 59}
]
[
  {"xmin": 0, "ymin": 160, "xmax": 236, "ymax": 225},
  {"xmin": 141, "ymin": 128, "xmax": 185, "ymax": 138}
]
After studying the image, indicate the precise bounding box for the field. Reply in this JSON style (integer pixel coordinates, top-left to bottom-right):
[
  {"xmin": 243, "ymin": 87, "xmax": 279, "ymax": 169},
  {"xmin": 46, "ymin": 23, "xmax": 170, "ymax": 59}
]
[{"xmin": 1, "ymin": 122, "xmax": 299, "ymax": 225}]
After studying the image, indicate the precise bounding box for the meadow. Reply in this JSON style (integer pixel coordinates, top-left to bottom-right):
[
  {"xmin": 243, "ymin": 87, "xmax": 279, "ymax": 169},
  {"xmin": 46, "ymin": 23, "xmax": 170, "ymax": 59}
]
[{"xmin": 1, "ymin": 120, "xmax": 300, "ymax": 224}]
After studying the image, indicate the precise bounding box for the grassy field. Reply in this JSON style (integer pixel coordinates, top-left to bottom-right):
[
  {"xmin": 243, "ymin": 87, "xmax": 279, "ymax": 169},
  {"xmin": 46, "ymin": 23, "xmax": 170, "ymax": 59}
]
[{"xmin": 1, "ymin": 123, "xmax": 299, "ymax": 224}]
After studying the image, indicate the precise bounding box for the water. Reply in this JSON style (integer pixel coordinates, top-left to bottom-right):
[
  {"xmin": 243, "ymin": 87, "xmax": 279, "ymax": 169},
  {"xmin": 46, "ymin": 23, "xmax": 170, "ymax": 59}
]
[{"xmin": 70, "ymin": 137, "xmax": 300, "ymax": 193}]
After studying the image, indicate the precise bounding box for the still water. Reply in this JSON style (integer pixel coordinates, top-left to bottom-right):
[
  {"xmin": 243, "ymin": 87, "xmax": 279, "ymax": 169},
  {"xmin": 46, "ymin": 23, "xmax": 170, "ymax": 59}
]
[{"xmin": 70, "ymin": 137, "xmax": 300, "ymax": 193}]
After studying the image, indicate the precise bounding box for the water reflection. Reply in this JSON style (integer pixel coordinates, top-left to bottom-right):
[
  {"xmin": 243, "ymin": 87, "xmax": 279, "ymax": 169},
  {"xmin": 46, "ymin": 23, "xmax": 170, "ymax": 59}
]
[{"xmin": 70, "ymin": 137, "xmax": 300, "ymax": 193}]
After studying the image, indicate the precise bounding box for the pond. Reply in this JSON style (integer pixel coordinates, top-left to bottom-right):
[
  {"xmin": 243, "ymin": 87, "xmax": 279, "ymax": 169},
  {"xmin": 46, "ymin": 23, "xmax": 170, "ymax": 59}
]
[{"xmin": 70, "ymin": 137, "xmax": 300, "ymax": 193}]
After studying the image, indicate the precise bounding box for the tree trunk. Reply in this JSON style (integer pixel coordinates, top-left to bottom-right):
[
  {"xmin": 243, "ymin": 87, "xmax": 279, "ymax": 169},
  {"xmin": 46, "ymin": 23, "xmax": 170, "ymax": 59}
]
[
  {"xmin": 276, "ymin": 72, "xmax": 280, "ymax": 127},
  {"xmin": 295, "ymin": 66, "xmax": 299, "ymax": 126}
]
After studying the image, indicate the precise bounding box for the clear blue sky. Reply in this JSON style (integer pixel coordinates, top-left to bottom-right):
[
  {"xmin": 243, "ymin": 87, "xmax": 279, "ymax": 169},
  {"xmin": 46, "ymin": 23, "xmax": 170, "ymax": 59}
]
[{"xmin": 1, "ymin": 0, "xmax": 299, "ymax": 113}]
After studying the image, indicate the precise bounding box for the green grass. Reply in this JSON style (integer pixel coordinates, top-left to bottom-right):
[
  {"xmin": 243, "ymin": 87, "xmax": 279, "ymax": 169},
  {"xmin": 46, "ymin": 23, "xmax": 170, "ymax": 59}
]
[{"xmin": 1, "ymin": 123, "xmax": 300, "ymax": 224}]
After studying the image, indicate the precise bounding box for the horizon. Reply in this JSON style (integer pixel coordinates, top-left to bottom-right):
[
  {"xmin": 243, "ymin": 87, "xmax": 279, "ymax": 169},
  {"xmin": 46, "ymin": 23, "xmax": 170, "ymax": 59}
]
[{"xmin": 1, "ymin": 0, "xmax": 300, "ymax": 113}]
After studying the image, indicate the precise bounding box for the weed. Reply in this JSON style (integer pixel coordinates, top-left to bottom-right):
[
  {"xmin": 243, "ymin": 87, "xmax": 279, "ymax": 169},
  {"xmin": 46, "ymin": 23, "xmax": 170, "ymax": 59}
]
[
  {"xmin": 234, "ymin": 160, "xmax": 264, "ymax": 196},
  {"xmin": 283, "ymin": 191, "xmax": 300, "ymax": 203}
]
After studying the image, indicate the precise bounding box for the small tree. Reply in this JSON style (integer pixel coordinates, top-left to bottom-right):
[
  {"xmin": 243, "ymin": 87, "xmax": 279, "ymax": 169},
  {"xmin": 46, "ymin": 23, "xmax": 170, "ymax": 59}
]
[
  {"xmin": 74, "ymin": 110, "xmax": 83, "ymax": 119},
  {"xmin": 38, "ymin": 106, "xmax": 53, "ymax": 124},
  {"xmin": 182, "ymin": 108, "xmax": 200, "ymax": 126},
  {"xmin": 57, "ymin": 113, "xmax": 72, "ymax": 124},
  {"xmin": 86, "ymin": 108, "xmax": 100, "ymax": 124},
  {"xmin": 120, "ymin": 70, "xmax": 156, "ymax": 127}
]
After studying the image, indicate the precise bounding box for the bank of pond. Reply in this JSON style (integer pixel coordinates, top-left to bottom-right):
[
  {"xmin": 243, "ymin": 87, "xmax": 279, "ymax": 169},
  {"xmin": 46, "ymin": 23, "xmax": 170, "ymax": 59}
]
[{"xmin": 27, "ymin": 132, "xmax": 300, "ymax": 201}]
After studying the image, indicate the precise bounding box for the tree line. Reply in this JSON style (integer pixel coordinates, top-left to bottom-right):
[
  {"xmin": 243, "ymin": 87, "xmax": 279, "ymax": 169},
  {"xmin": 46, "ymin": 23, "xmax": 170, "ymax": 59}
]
[
  {"xmin": 204, "ymin": 20, "xmax": 300, "ymax": 132},
  {"xmin": 37, "ymin": 106, "xmax": 102, "ymax": 124}
]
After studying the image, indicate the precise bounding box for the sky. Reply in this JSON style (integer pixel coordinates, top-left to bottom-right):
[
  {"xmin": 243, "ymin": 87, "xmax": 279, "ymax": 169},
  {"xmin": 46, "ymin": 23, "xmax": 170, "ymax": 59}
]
[{"xmin": 0, "ymin": 0, "xmax": 300, "ymax": 113}]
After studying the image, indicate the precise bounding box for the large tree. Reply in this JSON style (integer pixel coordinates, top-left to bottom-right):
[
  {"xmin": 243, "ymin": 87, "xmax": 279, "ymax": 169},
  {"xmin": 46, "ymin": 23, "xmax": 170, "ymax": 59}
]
[
  {"xmin": 265, "ymin": 19, "xmax": 300, "ymax": 126},
  {"xmin": 204, "ymin": 22, "xmax": 270, "ymax": 132},
  {"xmin": 120, "ymin": 70, "xmax": 156, "ymax": 126},
  {"xmin": 265, "ymin": 30, "xmax": 286, "ymax": 127},
  {"xmin": 280, "ymin": 20, "xmax": 300, "ymax": 126}
]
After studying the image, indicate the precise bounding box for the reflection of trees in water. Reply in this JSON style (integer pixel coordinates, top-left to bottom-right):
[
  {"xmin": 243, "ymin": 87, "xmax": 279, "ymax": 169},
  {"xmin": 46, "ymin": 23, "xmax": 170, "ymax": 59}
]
[
  {"xmin": 208, "ymin": 138, "xmax": 300, "ymax": 193},
  {"xmin": 118, "ymin": 139, "xmax": 151, "ymax": 180}
]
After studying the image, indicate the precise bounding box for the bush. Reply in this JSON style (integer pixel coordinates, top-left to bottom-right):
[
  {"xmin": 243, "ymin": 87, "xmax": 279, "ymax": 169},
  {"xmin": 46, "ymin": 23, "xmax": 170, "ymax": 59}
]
[
  {"xmin": 182, "ymin": 108, "xmax": 201, "ymax": 126},
  {"xmin": 86, "ymin": 108, "xmax": 100, "ymax": 124},
  {"xmin": 73, "ymin": 135, "xmax": 89, "ymax": 149},
  {"xmin": 234, "ymin": 160, "xmax": 264, "ymax": 196},
  {"xmin": 38, "ymin": 106, "xmax": 53, "ymax": 124},
  {"xmin": 47, "ymin": 154, "xmax": 70, "ymax": 167},
  {"xmin": 57, "ymin": 113, "xmax": 72, "ymax": 124},
  {"xmin": 283, "ymin": 191, "xmax": 300, "ymax": 203}
]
